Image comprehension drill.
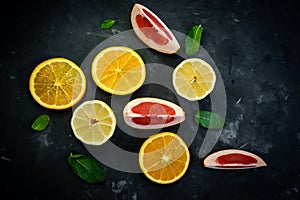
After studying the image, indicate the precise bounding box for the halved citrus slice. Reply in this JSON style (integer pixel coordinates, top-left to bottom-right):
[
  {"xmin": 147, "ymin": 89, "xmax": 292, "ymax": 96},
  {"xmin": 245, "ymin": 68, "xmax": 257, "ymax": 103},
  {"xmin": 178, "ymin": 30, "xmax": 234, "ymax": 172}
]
[
  {"xmin": 131, "ymin": 3, "xmax": 180, "ymax": 54},
  {"xmin": 71, "ymin": 100, "xmax": 116, "ymax": 145},
  {"xmin": 139, "ymin": 132, "xmax": 190, "ymax": 184},
  {"xmin": 203, "ymin": 149, "xmax": 267, "ymax": 169},
  {"xmin": 91, "ymin": 46, "xmax": 146, "ymax": 95},
  {"xmin": 123, "ymin": 97, "xmax": 185, "ymax": 129},
  {"xmin": 29, "ymin": 58, "xmax": 86, "ymax": 110},
  {"xmin": 172, "ymin": 58, "xmax": 216, "ymax": 101}
]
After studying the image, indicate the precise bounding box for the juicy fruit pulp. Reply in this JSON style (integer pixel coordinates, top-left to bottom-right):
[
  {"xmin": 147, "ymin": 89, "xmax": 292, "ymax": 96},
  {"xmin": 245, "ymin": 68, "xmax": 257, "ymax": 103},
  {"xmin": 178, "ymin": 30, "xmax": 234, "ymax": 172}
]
[
  {"xmin": 123, "ymin": 97, "xmax": 185, "ymax": 129},
  {"xmin": 91, "ymin": 46, "xmax": 146, "ymax": 95},
  {"xmin": 216, "ymin": 153, "xmax": 257, "ymax": 165},
  {"xmin": 131, "ymin": 102, "xmax": 176, "ymax": 125},
  {"xmin": 203, "ymin": 149, "xmax": 267, "ymax": 169},
  {"xmin": 173, "ymin": 58, "xmax": 216, "ymax": 101},
  {"xmin": 139, "ymin": 132, "xmax": 190, "ymax": 184},
  {"xmin": 131, "ymin": 3, "xmax": 180, "ymax": 54},
  {"xmin": 71, "ymin": 100, "xmax": 116, "ymax": 145},
  {"xmin": 29, "ymin": 58, "xmax": 86, "ymax": 110}
]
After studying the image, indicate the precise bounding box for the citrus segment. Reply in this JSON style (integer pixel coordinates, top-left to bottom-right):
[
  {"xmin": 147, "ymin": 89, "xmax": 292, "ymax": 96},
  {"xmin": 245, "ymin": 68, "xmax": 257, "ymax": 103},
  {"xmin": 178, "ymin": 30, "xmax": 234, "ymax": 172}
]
[
  {"xmin": 123, "ymin": 97, "xmax": 185, "ymax": 129},
  {"xmin": 172, "ymin": 58, "xmax": 216, "ymax": 101},
  {"xmin": 139, "ymin": 132, "xmax": 190, "ymax": 184},
  {"xmin": 203, "ymin": 149, "xmax": 267, "ymax": 169},
  {"xmin": 91, "ymin": 46, "xmax": 146, "ymax": 95},
  {"xmin": 29, "ymin": 58, "xmax": 86, "ymax": 109},
  {"xmin": 131, "ymin": 3, "xmax": 180, "ymax": 54},
  {"xmin": 71, "ymin": 100, "xmax": 116, "ymax": 145}
]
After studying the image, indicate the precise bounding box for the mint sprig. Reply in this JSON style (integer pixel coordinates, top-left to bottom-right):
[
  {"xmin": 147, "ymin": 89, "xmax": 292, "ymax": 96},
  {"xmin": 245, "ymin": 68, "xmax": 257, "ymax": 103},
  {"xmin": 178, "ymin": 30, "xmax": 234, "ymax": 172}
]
[
  {"xmin": 31, "ymin": 114, "xmax": 50, "ymax": 131},
  {"xmin": 185, "ymin": 25, "xmax": 203, "ymax": 56},
  {"xmin": 101, "ymin": 19, "xmax": 115, "ymax": 30},
  {"xmin": 195, "ymin": 110, "xmax": 226, "ymax": 129},
  {"xmin": 67, "ymin": 153, "xmax": 105, "ymax": 184}
]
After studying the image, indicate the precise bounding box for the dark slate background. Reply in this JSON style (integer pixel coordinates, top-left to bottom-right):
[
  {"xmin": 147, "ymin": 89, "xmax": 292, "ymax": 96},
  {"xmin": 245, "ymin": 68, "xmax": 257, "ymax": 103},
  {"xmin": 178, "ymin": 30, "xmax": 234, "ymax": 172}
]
[{"xmin": 2, "ymin": 0, "xmax": 300, "ymax": 199}]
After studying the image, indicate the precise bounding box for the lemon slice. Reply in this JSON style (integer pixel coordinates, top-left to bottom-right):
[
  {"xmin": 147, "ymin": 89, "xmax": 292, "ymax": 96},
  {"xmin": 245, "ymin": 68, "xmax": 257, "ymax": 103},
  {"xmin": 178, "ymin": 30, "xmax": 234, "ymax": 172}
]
[
  {"xmin": 71, "ymin": 100, "xmax": 116, "ymax": 145},
  {"xmin": 91, "ymin": 46, "xmax": 146, "ymax": 95},
  {"xmin": 172, "ymin": 58, "xmax": 216, "ymax": 101}
]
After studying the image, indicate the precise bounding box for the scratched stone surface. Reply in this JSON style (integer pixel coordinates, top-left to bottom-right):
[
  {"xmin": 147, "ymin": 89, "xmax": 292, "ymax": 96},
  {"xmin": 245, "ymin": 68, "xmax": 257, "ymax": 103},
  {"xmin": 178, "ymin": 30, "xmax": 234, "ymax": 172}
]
[{"xmin": 1, "ymin": 0, "xmax": 300, "ymax": 199}]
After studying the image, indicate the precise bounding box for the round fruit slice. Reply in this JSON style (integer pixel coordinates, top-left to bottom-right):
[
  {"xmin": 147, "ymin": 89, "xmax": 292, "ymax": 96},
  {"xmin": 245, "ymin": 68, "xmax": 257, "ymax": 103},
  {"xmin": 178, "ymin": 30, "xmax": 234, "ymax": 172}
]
[
  {"xmin": 123, "ymin": 97, "xmax": 185, "ymax": 129},
  {"xmin": 91, "ymin": 46, "xmax": 146, "ymax": 95},
  {"xmin": 203, "ymin": 149, "xmax": 267, "ymax": 169},
  {"xmin": 172, "ymin": 58, "xmax": 216, "ymax": 101},
  {"xmin": 139, "ymin": 132, "xmax": 190, "ymax": 184},
  {"xmin": 131, "ymin": 3, "xmax": 180, "ymax": 54},
  {"xmin": 29, "ymin": 58, "xmax": 86, "ymax": 109},
  {"xmin": 71, "ymin": 100, "xmax": 116, "ymax": 145}
]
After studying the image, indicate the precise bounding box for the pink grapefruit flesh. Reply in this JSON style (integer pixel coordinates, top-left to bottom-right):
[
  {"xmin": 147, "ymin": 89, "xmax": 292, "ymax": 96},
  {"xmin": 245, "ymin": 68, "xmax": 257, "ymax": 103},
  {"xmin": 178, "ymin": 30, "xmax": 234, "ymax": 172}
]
[
  {"xmin": 131, "ymin": 102, "xmax": 176, "ymax": 125},
  {"xmin": 131, "ymin": 3, "xmax": 180, "ymax": 54},
  {"xmin": 216, "ymin": 153, "xmax": 258, "ymax": 165},
  {"xmin": 123, "ymin": 97, "xmax": 185, "ymax": 129}
]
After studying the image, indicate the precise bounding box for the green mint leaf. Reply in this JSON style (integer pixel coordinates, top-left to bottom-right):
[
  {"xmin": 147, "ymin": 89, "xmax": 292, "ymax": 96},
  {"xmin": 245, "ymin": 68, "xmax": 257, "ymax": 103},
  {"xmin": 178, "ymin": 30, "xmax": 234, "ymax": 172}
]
[
  {"xmin": 31, "ymin": 114, "xmax": 50, "ymax": 131},
  {"xmin": 67, "ymin": 153, "xmax": 105, "ymax": 184},
  {"xmin": 195, "ymin": 110, "xmax": 226, "ymax": 129},
  {"xmin": 185, "ymin": 25, "xmax": 203, "ymax": 56},
  {"xmin": 101, "ymin": 19, "xmax": 115, "ymax": 29}
]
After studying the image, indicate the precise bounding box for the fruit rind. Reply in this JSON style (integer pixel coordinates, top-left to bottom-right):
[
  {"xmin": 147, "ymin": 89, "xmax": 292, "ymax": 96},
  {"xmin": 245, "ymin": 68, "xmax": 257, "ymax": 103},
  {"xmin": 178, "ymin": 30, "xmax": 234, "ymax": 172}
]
[
  {"xmin": 71, "ymin": 100, "xmax": 116, "ymax": 145},
  {"xmin": 29, "ymin": 57, "xmax": 86, "ymax": 110},
  {"xmin": 139, "ymin": 132, "xmax": 190, "ymax": 184},
  {"xmin": 123, "ymin": 97, "xmax": 185, "ymax": 129},
  {"xmin": 203, "ymin": 149, "xmax": 267, "ymax": 170}
]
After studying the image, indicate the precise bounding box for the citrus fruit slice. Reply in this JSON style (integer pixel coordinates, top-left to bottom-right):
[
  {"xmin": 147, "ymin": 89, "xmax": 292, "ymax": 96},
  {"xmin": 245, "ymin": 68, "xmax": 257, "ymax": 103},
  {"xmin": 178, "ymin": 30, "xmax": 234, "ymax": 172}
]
[
  {"xmin": 91, "ymin": 46, "xmax": 146, "ymax": 95},
  {"xmin": 71, "ymin": 100, "xmax": 116, "ymax": 145},
  {"xmin": 139, "ymin": 132, "xmax": 190, "ymax": 184},
  {"xmin": 172, "ymin": 58, "xmax": 216, "ymax": 101},
  {"xmin": 131, "ymin": 3, "xmax": 180, "ymax": 54},
  {"xmin": 203, "ymin": 149, "xmax": 267, "ymax": 169},
  {"xmin": 29, "ymin": 58, "xmax": 86, "ymax": 109},
  {"xmin": 123, "ymin": 97, "xmax": 185, "ymax": 129}
]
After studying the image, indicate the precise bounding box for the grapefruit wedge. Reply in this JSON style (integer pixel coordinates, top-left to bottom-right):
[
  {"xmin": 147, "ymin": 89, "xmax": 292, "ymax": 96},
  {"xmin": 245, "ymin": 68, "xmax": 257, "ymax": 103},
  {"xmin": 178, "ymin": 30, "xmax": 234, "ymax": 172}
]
[
  {"xmin": 123, "ymin": 97, "xmax": 185, "ymax": 129},
  {"xmin": 131, "ymin": 3, "xmax": 180, "ymax": 54},
  {"xmin": 203, "ymin": 149, "xmax": 267, "ymax": 169}
]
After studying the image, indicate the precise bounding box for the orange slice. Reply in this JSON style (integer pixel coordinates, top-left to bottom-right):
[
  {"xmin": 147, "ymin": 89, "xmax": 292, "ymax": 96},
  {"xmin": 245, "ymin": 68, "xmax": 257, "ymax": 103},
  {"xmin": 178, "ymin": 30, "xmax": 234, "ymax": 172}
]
[
  {"xmin": 203, "ymin": 149, "xmax": 267, "ymax": 169},
  {"xmin": 131, "ymin": 3, "xmax": 180, "ymax": 54},
  {"xmin": 139, "ymin": 132, "xmax": 190, "ymax": 184},
  {"xmin": 29, "ymin": 58, "xmax": 86, "ymax": 110},
  {"xmin": 71, "ymin": 100, "xmax": 116, "ymax": 145},
  {"xmin": 172, "ymin": 58, "xmax": 216, "ymax": 101},
  {"xmin": 91, "ymin": 46, "xmax": 146, "ymax": 95},
  {"xmin": 123, "ymin": 97, "xmax": 185, "ymax": 129}
]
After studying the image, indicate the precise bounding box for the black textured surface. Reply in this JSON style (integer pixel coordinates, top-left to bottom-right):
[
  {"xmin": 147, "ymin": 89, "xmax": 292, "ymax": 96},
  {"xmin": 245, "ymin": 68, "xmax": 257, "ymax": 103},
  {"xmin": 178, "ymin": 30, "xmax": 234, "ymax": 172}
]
[{"xmin": 2, "ymin": 0, "xmax": 300, "ymax": 199}]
